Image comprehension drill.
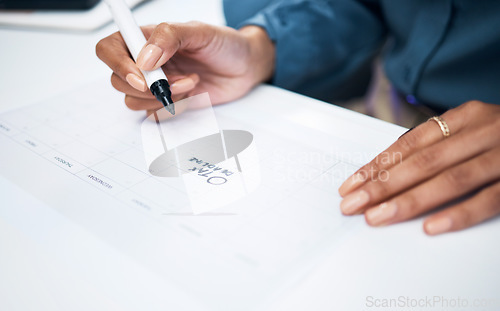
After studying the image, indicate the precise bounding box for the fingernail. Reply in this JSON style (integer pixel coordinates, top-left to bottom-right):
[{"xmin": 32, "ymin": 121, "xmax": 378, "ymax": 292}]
[
  {"xmin": 170, "ymin": 78, "xmax": 195, "ymax": 93},
  {"xmin": 340, "ymin": 190, "xmax": 370, "ymax": 214},
  {"xmin": 425, "ymin": 217, "xmax": 452, "ymax": 235},
  {"xmin": 339, "ymin": 172, "xmax": 367, "ymax": 196},
  {"xmin": 125, "ymin": 73, "xmax": 147, "ymax": 92},
  {"xmin": 136, "ymin": 44, "xmax": 162, "ymax": 70},
  {"xmin": 365, "ymin": 202, "xmax": 398, "ymax": 226}
]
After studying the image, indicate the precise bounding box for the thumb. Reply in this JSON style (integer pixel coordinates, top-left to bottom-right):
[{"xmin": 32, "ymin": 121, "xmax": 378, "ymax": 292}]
[{"xmin": 136, "ymin": 21, "xmax": 215, "ymax": 71}]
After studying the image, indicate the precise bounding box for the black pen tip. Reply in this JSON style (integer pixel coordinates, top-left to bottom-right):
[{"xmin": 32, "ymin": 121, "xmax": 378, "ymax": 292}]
[
  {"xmin": 166, "ymin": 103, "xmax": 175, "ymax": 115},
  {"xmin": 150, "ymin": 79, "xmax": 175, "ymax": 116}
]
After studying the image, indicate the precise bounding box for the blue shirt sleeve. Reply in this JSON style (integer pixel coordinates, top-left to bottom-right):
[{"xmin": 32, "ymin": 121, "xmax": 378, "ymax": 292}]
[
  {"xmin": 225, "ymin": 0, "xmax": 500, "ymax": 109},
  {"xmin": 224, "ymin": 0, "xmax": 387, "ymax": 102}
]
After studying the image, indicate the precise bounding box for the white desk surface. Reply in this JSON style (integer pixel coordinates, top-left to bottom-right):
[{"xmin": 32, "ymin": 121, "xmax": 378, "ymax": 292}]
[{"xmin": 1, "ymin": 1, "xmax": 499, "ymax": 310}]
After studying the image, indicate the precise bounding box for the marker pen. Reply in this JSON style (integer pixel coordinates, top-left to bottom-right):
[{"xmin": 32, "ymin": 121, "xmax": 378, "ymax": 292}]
[{"xmin": 104, "ymin": 0, "xmax": 175, "ymax": 115}]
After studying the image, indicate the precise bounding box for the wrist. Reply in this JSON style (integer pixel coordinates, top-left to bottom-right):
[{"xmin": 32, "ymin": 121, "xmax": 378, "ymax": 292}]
[{"xmin": 239, "ymin": 25, "xmax": 275, "ymax": 87}]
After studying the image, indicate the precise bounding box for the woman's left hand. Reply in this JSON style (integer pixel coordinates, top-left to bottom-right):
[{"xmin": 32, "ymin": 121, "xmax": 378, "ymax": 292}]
[{"xmin": 338, "ymin": 100, "xmax": 500, "ymax": 235}]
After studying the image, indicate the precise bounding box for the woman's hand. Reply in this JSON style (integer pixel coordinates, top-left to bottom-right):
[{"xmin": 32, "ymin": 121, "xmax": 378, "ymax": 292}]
[
  {"xmin": 339, "ymin": 101, "xmax": 500, "ymax": 235},
  {"xmin": 96, "ymin": 22, "xmax": 275, "ymax": 116}
]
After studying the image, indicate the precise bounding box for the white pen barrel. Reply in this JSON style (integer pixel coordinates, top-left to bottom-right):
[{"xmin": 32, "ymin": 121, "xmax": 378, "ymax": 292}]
[{"xmin": 103, "ymin": 0, "xmax": 168, "ymax": 87}]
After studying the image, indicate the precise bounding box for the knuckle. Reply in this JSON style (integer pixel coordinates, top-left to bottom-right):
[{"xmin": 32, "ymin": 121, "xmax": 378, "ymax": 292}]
[
  {"xmin": 462, "ymin": 100, "xmax": 485, "ymax": 115},
  {"xmin": 113, "ymin": 61, "xmax": 130, "ymax": 77},
  {"xmin": 353, "ymin": 167, "xmax": 370, "ymax": 184},
  {"xmin": 455, "ymin": 205, "xmax": 474, "ymax": 228},
  {"xmin": 362, "ymin": 162, "xmax": 384, "ymax": 182},
  {"xmin": 96, "ymin": 33, "xmax": 120, "ymax": 59},
  {"xmin": 157, "ymin": 22, "xmax": 174, "ymax": 35},
  {"xmin": 412, "ymin": 150, "xmax": 438, "ymax": 172},
  {"xmin": 397, "ymin": 130, "xmax": 418, "ymax": 153},
  {"xmin": 155, "ymin": 22, "xmax": 182, "ymax": 48},
  {"xmin": 95, "ymin": 38, "xmax": 107, "ymax": 59},
  {"xmin": 443, "ymin": 166, "xmax": 472, "ymax": 190},
  {"xmin": 479, "ymin": 151, "xmax": 496, "ymax": 173},
  {"xmin": 124, "ymin": 95, "xmax": 140, "ymax": 111},
  {"xmin": 399, "ymin": 193, "xmax": 419, "ymax": 217},
  {"xmin": 110, "ymin": 73, "xmax": 122, "ymax": 91},
  {"xmin": 373, "ymin": 152, "xmax": 390, "ymax": 168},
  {"xmin": 369, "ymin": 161, "xmax": 382, "ymax": 175},
  {"xmin": 366, "ymin": 179, "xmax": 391, "ymax": 200},
  {"xmin": 482, "ymin": 197, "xmax": 500, "ymax": 220}
]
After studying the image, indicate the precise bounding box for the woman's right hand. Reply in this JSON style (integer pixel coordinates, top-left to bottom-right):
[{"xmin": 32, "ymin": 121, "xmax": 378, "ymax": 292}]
[{"xmin": 96, "ymin": 22, "xmax": 275, "ymax": 115}]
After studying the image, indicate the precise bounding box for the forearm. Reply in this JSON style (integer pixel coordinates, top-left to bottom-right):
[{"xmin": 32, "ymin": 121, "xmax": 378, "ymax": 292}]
[
  {"xmin": 230, "ymin": 0, "xmax": 386, "ymax": 102},
  {"xmin": 239, "ymin": 25, "xmax": 276, "ymax": 88}
]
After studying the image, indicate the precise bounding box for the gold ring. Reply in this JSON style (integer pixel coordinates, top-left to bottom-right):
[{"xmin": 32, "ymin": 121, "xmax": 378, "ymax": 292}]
[{"xmin": 428, "ymin": 116, "xmax": 450, "ymax": 138}]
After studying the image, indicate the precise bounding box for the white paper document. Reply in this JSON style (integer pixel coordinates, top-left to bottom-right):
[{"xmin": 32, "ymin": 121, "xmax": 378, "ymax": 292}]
[{"xmin": 0, "ymin": 80, "xmax": 405, "ymax": 311}]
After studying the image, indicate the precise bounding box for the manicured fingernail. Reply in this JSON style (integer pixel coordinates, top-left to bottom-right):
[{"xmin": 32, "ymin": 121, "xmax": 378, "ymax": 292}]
[
  {"xmin": 340, "ymin": 190, "xmax": 370, "ymax": 214},
  {"xmin": 125, "ymin": 73, "xmax": 147, "ymax": 92},
  {"xmin": 339, "ymin": 172, "xmax": 367, "ymax": 196},
  {"xmin": 170, "ymin": 78, "xmax": 195, "ymax": 94},
  {"xmin": 425, "ymin": 217, "xmax": 452, "ymax": 235},
  {"xmin": 136, "ymin": 44, "xmax": 162, "ymax": 70},
  {"xmin": 365, "ymin": 202, "xmax": 398, "ymax": 226}
]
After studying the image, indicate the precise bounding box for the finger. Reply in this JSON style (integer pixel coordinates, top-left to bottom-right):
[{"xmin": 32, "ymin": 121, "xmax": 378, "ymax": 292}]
[
  {"xmin": 171, "ymin": 93, "xmax": 190, "ymax": 103},
  {"xmin": 124, "ymin": 84, "xmax": 197, "ymax": 111},
  {"xmin": 339, "ymin": 122, "xmax": 446, "ymax": 196},
  {"xmin": 112, "ymin": 70, "xmax": 199, "ymax": 99},
  {"xmin": 136, "ymin": 21, "xmax": 215, "ymax": 71},
  {"xmin": 170, "ymin": 73, "xmax": 200, "ymax": 95},
  {"xmin": 339, "ymin": 104, "xmax": 474, "ymax": 196},
  {"xmin": 111, "ymin": 73, "xmax": 155, "ymax": 99},
  {"xmin": 124, "ymin": 95, "xmax": 163, "ymax": 111},
  {"xmin": 340, "ymin": 121, "xmax": 500, "ymax": 215},
  {"xmin": 423, "ymin": 180, "xmax": 500, "ymax": 235},
  {"xmin": 126, "ymin": 89, "xmax": 194, "ymax": 112},
  {"xmin": 363, "ymin": 146, "xmax": 500, "ymax": 227},
  {"xmin": 96, "ymin": 32, "xmax": 147, "ymax": 92}
]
